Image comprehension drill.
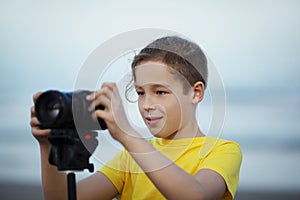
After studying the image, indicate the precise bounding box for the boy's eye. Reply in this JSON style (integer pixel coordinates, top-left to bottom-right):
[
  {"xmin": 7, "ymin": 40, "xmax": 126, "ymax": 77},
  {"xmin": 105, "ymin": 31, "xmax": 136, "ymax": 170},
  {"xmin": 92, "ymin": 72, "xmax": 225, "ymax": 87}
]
[
  {"xmin": 136, "ymin": 91, "xmax": 144, "ymax": 96},
  {"xmin": 156, "ymin": 91, "xmax": 167, "ymax": 95}
]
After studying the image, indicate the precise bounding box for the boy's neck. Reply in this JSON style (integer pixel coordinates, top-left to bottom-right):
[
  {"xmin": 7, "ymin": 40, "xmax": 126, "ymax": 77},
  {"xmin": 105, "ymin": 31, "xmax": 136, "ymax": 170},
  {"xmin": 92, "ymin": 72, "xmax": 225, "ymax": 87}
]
[{"xmin": 164, "ymin": 125, "xmax": 205, "ymax": 140}]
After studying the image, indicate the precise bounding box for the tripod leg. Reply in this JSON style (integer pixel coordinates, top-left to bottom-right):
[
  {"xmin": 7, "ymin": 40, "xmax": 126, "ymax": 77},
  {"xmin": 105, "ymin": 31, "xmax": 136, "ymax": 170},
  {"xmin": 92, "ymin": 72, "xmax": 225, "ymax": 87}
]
[{"xmin": 67, "ymin": 172, "xmax": 77, "ymax": 200}]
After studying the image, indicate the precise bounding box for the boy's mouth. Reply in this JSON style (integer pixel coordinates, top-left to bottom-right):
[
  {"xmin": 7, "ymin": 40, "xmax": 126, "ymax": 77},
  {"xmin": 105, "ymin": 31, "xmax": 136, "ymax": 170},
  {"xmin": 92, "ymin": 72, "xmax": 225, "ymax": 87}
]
[{"xmin": 145, "ymin": 116, "xmax": 162, "ymax": 125}]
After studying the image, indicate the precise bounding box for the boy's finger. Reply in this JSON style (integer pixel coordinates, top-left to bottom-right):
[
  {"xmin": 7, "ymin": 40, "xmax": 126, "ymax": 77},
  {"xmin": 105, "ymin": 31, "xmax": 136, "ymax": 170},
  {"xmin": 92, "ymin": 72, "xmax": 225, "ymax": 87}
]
[
  {"xmin": 30, "ymin": 106, "xmax": 36, "ymax": 118},
  {"xmin": 33, "ymin": 92, "xmax": 43, "ymax": 103},
  {"xmin": 30, "ymin": 117, "xmax": 41, "ymax": 127},
  {"xmin": 86, "ymin": 92, "xmax": 96, "ymax": 101}
]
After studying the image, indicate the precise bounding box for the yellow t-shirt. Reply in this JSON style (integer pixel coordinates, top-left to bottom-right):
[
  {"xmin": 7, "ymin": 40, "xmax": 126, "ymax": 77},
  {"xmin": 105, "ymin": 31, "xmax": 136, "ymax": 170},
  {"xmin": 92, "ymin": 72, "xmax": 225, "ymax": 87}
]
[{"xmin": 99, "ymin": 136, "xmax": 242, "ymax": 200}]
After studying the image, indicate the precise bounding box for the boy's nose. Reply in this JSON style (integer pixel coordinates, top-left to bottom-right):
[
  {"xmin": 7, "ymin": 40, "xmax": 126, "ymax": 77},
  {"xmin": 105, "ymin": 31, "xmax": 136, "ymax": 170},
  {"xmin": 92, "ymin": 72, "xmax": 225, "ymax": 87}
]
[{"xmin": 141, "ymin": 96, "xmax": 155, "ymax": 111}]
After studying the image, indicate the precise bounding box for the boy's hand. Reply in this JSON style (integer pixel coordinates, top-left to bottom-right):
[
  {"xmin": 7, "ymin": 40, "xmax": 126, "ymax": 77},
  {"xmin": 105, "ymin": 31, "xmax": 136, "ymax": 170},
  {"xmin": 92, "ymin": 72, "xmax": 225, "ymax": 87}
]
[
  {"xmin": 87, "ymin": 83, "xmax": 136, "ymax": 143},
  {"xmin": 30, "ymin": 92, "xmax": 51, "ymax": 144}
]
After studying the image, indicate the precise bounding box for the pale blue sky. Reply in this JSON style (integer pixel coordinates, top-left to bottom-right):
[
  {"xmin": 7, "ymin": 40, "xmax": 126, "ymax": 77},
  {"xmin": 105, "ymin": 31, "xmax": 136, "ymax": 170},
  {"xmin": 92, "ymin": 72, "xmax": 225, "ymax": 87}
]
[
  {"xmin": 1, "ymin": 0, "xmax": 299, "ymax": 123},
  {"xmin": 1, "ymin": 0, "xmax": 299, "ymax": 93}
]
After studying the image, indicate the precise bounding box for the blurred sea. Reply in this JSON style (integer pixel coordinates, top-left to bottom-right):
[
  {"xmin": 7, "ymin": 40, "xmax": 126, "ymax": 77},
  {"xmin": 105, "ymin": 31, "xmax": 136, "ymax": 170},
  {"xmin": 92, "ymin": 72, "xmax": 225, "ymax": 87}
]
[{"xmin": 0, "ymin": 88, "xmax": 300, "ymax": 200}]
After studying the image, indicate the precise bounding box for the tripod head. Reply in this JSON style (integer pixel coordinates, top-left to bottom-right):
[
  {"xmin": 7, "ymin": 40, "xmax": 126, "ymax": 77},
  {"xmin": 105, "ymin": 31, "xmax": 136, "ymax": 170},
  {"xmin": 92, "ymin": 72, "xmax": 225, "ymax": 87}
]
[{"xmin": 48, "ymin": 129, "xmax": 98, "ymax": 172}]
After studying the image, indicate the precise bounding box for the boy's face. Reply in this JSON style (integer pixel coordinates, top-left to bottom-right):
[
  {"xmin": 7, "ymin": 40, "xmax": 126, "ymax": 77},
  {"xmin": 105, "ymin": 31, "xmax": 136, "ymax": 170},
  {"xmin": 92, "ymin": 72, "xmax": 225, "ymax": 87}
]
[{"xmin": 134, "ymin": 61, "xmax": 195, "ymax": 139}]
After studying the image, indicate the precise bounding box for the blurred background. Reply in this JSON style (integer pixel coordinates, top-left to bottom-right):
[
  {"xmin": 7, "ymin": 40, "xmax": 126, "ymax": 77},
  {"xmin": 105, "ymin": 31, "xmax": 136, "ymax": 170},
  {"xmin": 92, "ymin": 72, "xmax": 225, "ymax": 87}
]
[{"xmin": 1, "ymin": 0, "xmax": 300, "ymax": 199}]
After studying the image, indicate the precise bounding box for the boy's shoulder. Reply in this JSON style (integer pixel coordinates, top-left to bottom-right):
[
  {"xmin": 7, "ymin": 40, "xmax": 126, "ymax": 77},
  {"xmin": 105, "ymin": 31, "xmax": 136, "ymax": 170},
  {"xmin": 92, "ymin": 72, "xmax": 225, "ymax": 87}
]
[
  {"xmin": 202, "ymin": 136, "xmax": 242, "ymax": 151},
  {"xmin": 199, "ymin": 136, "xmax": 242, "ymax": 160},
  {"xmin": 205, "ymin": 136, "xmax": 240, "ymax": 147},
  {"xmin": 146, "ymin": 136, "xmax": 241, "ymax": 154}
]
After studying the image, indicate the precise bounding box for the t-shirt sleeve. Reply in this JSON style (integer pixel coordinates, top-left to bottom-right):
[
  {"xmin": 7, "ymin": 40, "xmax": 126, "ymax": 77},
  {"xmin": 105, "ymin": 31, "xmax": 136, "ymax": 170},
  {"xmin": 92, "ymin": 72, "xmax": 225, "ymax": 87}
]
[
  {"xmin": 199, "ymin": 141, "xmax": 242, "ymax": 199},
  {"xmin": 98, "ymin": 150, "xmax": 128, "ymax": 193}
]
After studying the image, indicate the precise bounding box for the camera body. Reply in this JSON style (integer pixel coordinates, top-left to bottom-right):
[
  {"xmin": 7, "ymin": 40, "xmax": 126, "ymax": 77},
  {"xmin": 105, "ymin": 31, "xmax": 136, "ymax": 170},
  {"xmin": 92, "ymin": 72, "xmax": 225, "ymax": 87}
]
[
  {"xmin": 35, "ymin": 90, "xmax": 107, "ymax": 130},
  {"xmin": 35, "ymin": 90, "xmax": 106, "ymax": 172}
]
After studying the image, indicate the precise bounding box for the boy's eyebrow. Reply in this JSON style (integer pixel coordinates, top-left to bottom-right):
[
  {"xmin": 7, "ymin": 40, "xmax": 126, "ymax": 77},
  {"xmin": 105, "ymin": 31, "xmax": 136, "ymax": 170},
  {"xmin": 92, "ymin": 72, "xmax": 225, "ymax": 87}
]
[{"xmin": 134, "ymin": 83, "xmax": 172, "ymax": 89}]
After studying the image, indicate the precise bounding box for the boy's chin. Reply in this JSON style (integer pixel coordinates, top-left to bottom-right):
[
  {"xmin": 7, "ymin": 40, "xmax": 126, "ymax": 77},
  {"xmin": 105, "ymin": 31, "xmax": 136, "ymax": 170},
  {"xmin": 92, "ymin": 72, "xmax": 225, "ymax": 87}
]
[
  {"xmin": 147, "ymin": 125, "xmax": 176, "ymax": 139},
  {"xmin": 150, "ymin": 130, "xmax": 174, "ymax": 139},
  {"xmin": 149, "ymin": 130, "xmax": 164, "ymax": 138}
]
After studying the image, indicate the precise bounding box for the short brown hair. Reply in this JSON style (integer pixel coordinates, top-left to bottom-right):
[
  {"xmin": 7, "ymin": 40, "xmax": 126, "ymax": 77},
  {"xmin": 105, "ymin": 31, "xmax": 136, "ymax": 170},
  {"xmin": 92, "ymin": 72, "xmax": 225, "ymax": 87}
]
[
  {"xmin": 132, "ymin": 36, "xmax": 207, "ymax": 89},
  {"xmin": 126, "ymin": 36, "xmax": 208, "ymax": 101}
]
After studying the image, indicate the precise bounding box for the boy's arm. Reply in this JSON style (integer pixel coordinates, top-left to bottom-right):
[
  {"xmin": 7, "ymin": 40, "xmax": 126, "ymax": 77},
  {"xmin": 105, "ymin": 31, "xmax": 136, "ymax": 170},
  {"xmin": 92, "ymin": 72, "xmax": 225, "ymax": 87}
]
[
  {"xmin": 39, "ymin": 143, "xmax": 68, "ymax": 200},
  {"xmin": 31, "ymin": 94, "xmax": 68, "ymax": 200},
  {"xmin": 120, "ymin": 136, "xmax": 226, "ymax": 200},
  {"xmin": 77, "ymin": 172, "xmax": 119, "ymax": 200},
  {"xmin": 37, "ymin": 139, "xmax": 118, "ymax": 200},
  {"xmin": 31, "ymin": 93, "xmax": 118, "ymax": 200}
]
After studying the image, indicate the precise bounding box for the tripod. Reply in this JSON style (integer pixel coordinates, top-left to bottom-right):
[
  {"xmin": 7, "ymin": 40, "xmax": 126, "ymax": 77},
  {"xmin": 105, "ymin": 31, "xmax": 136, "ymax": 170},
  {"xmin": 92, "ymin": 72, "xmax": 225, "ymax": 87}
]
[
  {"xmin": 48, "ymin": 129, "xmax": 98, "ymax": 200},
  {"xmin": 67, "ymin": 172, "xmax": 77, "ymax": 200}
]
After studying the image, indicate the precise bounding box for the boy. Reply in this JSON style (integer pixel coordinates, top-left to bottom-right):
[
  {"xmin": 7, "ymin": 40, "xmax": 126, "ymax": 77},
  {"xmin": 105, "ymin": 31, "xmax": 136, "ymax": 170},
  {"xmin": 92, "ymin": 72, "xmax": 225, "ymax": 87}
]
[{"xmin": 30, "ymin": 36, "xmax": 242, "ymax": 199}]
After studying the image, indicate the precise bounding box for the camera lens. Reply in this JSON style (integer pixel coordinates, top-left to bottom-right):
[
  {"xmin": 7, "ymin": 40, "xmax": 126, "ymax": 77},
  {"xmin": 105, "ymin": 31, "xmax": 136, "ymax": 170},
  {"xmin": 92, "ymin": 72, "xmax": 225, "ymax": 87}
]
[
  {"xmin": 35, "ymin": 90, "xmax": 71, "ymax": 128},
  {"xmin": 47, "ymin": 101, "xmax": 60, "ymax": 119}
]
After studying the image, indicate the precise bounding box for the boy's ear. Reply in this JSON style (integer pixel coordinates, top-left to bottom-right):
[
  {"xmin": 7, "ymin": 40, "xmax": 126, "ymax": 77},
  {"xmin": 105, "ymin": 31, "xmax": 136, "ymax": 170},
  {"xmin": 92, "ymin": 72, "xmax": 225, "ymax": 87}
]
[{"xmin": 192, "ymin": 81, "xmax": 205, "ymax": 104}]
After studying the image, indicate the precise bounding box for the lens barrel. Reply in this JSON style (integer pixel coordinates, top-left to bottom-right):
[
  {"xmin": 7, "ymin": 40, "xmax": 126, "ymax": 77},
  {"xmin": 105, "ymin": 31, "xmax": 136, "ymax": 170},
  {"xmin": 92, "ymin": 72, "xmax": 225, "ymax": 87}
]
[{"xmin": 35, "ymin": 90, "xmax": 107, "ymax": 130}]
